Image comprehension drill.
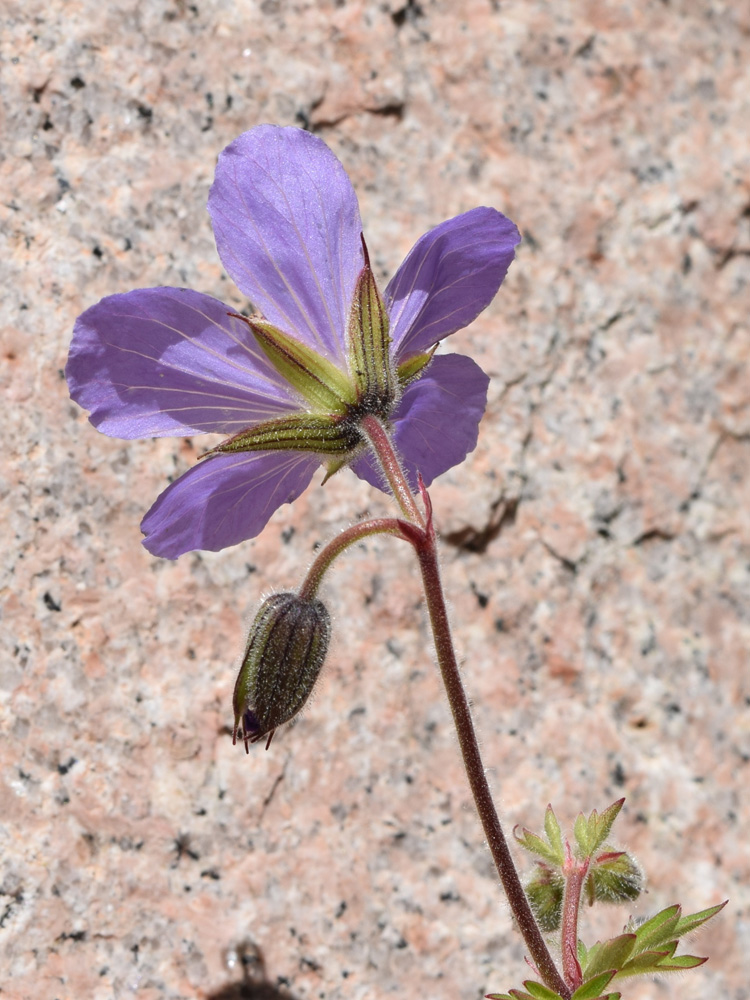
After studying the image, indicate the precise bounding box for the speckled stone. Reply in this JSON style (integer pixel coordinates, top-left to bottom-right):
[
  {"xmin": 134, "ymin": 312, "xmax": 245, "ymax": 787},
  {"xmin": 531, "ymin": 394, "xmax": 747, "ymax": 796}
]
[{"xmin": 1, "ymin": 2, "xmax": 748, "ymax": 999}]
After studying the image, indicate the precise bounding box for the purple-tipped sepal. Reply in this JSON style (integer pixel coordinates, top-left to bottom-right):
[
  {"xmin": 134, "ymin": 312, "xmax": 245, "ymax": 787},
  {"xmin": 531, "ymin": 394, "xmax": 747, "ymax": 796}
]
[{"xmin": 232, "ymin": 592, "xmax": 331, "ymax": 751}]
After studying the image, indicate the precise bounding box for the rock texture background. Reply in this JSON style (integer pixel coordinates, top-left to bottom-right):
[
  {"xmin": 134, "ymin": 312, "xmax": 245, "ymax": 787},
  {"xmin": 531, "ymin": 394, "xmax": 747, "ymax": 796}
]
[{"xmin": 2, "ymin": 2, "xmax": 749, "ymax": 999}]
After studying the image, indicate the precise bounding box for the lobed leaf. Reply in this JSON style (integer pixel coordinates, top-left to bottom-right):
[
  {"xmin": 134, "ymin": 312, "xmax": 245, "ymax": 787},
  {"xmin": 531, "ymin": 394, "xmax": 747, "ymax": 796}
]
[
  {"xmin": 544, "ymin": 805, "xmax": 565, "ymax": 861},
  {"xmin": 591, "ymin": 800, "xmax": 625, "ymax": 853},
  {"xmin": 570, "ymin": 970, "xmax": 617, "ymax": 999},
  {"xmin": 515, "ymin": 828, "xmax": 563, "ymax": 866},
  {"xmin": 574, "ymin": 811, "xmax": 591, "ymax": 858},
  {"xmin": 630, "ymin": 904, "xmax": 681, "ymax": 949},
  {"xmin": 656, "ymin": 954, "xmax": 708, "ymax": 971},
  {"xmin": 522, "ymin": 981, "xmax": 563, "ymax": 1000},
  {"xmin": 673, "ymin": 900, "xmax": 727, "ymax": 939},
  {"xmin": 613, "ymin": 949, "xmax": 672, "ymax": 979},
  {"xmin": 581, "ymin": 934, "xmax": 637, "ymax": 980}
]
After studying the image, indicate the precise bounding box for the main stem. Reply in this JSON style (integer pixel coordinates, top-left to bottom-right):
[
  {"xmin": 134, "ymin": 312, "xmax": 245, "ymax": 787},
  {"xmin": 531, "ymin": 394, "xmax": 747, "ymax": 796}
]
[
  {"xmin": 417, "ymin": 543, "xmax": 569, "ymax": 998},
  {"xmin": 363, "ymin": 414, "xmax": 569, "ymax": 998}
]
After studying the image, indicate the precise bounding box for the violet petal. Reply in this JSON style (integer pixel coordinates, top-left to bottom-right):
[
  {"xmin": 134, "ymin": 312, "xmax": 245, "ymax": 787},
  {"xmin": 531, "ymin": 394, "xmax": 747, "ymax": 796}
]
[
  {"xmin": 351, "ymin": 353, "xmax": 490, "ymax": 492},
  {"xmin": 66, "ymin": 287, "xmax": 299, "ymax": 439},
  {"xmin": 141, "ymin": 450, "xmax": 319, "ymax": 558},
  {"xmin": 208, "ymin": 125, "xmax": 363, "ymax": 367},
  {"xmin": 386, "ymin": 207, "xmax": 521, "ymax": 358}
]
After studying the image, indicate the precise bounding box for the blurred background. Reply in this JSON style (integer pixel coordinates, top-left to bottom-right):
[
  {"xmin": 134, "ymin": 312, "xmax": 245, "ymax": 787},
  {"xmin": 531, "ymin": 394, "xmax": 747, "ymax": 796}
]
[{"xmin": 2, "ymin": 2, "xmax": 748, "ymax": 998}]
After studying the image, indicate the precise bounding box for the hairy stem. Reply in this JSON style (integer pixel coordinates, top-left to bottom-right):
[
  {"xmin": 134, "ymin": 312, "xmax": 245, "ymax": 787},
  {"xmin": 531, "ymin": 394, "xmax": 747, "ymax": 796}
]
[
  {"xmin": 299, "ymin": 518, "xmax": 413, "ymax": 601},
  {"xmin": 560, "ymin": 853, "xmax": 589, "ymax": 991},
  {"xmin": 360, "ymin": 415, "xmax": 425, "ymax": 527},
  {"xmin": 416, "ymin": 538, "xmax": 569, "ymax": 997},
  {"xmin": 363, "ymin": 421, "xmax": 569, "ymax": 998}
]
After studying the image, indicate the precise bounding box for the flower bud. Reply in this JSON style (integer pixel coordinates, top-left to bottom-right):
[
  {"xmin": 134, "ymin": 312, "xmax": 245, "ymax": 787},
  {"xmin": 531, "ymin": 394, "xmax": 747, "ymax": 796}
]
[
  {"xmin": 525, "ymin": 863, "xmax": 564, "ymax": 932},
  {"xmin": 589, "ymin": 850, "xmax": 644, "ymax": 904},
  {"xmin": 233, "ymin": 592, "xmax": 331, "ymax": 751}
]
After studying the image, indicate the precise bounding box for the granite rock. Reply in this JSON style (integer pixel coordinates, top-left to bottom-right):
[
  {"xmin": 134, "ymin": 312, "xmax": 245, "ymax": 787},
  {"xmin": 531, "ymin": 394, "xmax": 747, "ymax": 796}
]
[{"xmin": 1, "ymin": 2, "xmax": 748, "ymax": 999}]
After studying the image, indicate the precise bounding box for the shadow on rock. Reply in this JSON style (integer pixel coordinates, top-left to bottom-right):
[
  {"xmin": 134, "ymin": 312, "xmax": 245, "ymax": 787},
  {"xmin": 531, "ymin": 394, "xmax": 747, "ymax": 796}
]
[{"xmin": 206, "ymin": 940, "xmax": 302, "ymax": 1000}]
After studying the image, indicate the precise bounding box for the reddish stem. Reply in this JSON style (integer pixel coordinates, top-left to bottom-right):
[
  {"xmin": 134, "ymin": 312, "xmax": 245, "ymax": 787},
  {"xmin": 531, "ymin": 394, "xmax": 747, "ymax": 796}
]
[
  {"xmin": 298, "ymin": 517, "xmax": 413, "ymax": 601},
  {"xmin": 360, "ymin": 415, "xmax": 425, "ymax": 526},
  {"xmin": 364, "ymin": 421, "xmax": 569, "ymax": 998},
  {"xmin": 560, "ymin": 848, "xmax": 590, "ymax": 991}
]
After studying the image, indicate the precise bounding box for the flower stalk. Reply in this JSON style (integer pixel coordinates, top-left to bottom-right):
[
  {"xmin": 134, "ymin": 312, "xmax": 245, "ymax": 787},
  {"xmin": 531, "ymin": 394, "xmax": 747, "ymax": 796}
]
[
  {"xmin": 364, "ymin": 419, "xmax": 570, "ymax": 998},
  {"xmin": 359, "ymin": 415, "xmax": 426, "ymax": 527},
  {"xmin": 298, "ymin": 517, "xmax": 415, "ymax": 601}
]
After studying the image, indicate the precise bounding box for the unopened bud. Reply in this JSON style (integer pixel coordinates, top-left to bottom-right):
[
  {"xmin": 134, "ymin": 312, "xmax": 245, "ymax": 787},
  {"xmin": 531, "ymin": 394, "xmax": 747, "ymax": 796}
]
[
  {"xmin": 233, "ymin": 593, "xmax": 331, "ymax": 751},
  {"xmin": 589, "ymin": 850, "xmax": 644, "ymax": 904},
  {"xmin": 526, "ymin": 864, "xmax": 564, "ymax": 932}
]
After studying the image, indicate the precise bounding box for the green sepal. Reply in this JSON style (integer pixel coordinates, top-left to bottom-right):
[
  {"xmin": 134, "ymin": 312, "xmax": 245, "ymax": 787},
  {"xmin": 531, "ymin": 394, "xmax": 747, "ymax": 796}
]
[
  {"xmin": 245, "ymin": 317, "xmax": 357, "ymax": 413},
  {"xmin": 320, "ymin": 455, "xmax": 351, "ymax": 485},
  {"xmin": 396, "ymin": 347, "xmax": 435, "ymax": 387},
  {"xmin": 347, "ymin": 245, "xmax": 396, "ymax": 408},
  {"xmin": 206, "ymin": 412, "xmax": 360, "ymax": 457}
]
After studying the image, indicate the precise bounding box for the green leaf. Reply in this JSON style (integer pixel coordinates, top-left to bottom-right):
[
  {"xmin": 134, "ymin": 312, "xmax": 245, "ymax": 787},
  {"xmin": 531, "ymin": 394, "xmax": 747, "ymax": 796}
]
[
  {"xmin": 574, "ymin": 811, "xmax": 591, "ymax": 857},
  {"xmin": 615, "ymin": 949, "xmax": 672, "ymax": 978},
  {"xmin": 522, "ymin": 981, "xmax": 563, "ymax": 1000},
  {"xmin": 544, "ymin": 804, "xmax": 565, "ymax": 861},
  {"xmin": 656, "ymin": 954, "xmax": 708, "ymax": 971},
  {"xmin": 581, "ymin": 934, "xmax": 637, "ymax": 979},
  {"xmin": 590, "ymin": 799, "xmax": 625, "ymax": 853},
  {"xmin": 570, "ymin": 970, "xmax": 617, "ymax": 999},
  {"xmin": 673, "ymin": 900, "xmax": 727, "ymax": 939},
  {"xmin": 577, "ymin": 939, "xmax": 589, "ymax": 966},
  {"xmin": 574, "ymin": 800, "xmax": 626, "ymax": 860},
  {"xmin": 515, "ymin": 828, "xmax": 562, "ymax": 865},
  {"xmin": 485, "ymin": 994, "xmax": 514, "ymax": 999},
  {"xmin": 631, "ymin": 904, "xmax": 681, "ymax": 950}
]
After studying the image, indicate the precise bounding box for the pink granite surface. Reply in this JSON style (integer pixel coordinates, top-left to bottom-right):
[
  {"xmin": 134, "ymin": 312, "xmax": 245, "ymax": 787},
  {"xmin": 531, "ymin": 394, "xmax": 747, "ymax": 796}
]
[{"xmin": 1, "ymin": 2, "xmax": 749, "ymax": 999}]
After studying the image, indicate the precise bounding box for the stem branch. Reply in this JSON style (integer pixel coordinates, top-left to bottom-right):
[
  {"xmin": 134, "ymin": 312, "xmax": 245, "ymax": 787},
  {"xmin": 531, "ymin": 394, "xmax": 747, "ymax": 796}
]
[
  {"xmin": 299, "ymin": 518, "xmax": 412, "ymax": 601},
  {"xmin": 560, "ymin": 853, "xmax": 589, "ymax": 991}
]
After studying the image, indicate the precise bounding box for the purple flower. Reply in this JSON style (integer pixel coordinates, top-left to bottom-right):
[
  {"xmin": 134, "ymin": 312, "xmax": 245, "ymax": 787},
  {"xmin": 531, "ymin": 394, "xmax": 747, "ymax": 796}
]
[{"xmin": 66, "ymin": 125, "xmax": 520, "ymax": 558}]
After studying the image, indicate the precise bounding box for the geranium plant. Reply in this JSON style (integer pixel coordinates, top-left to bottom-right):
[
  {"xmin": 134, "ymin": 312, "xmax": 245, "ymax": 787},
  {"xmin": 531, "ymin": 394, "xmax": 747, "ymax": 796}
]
[{"xmin": 66, "ymin": 125, "xmax": 723, "ymax": 999}]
